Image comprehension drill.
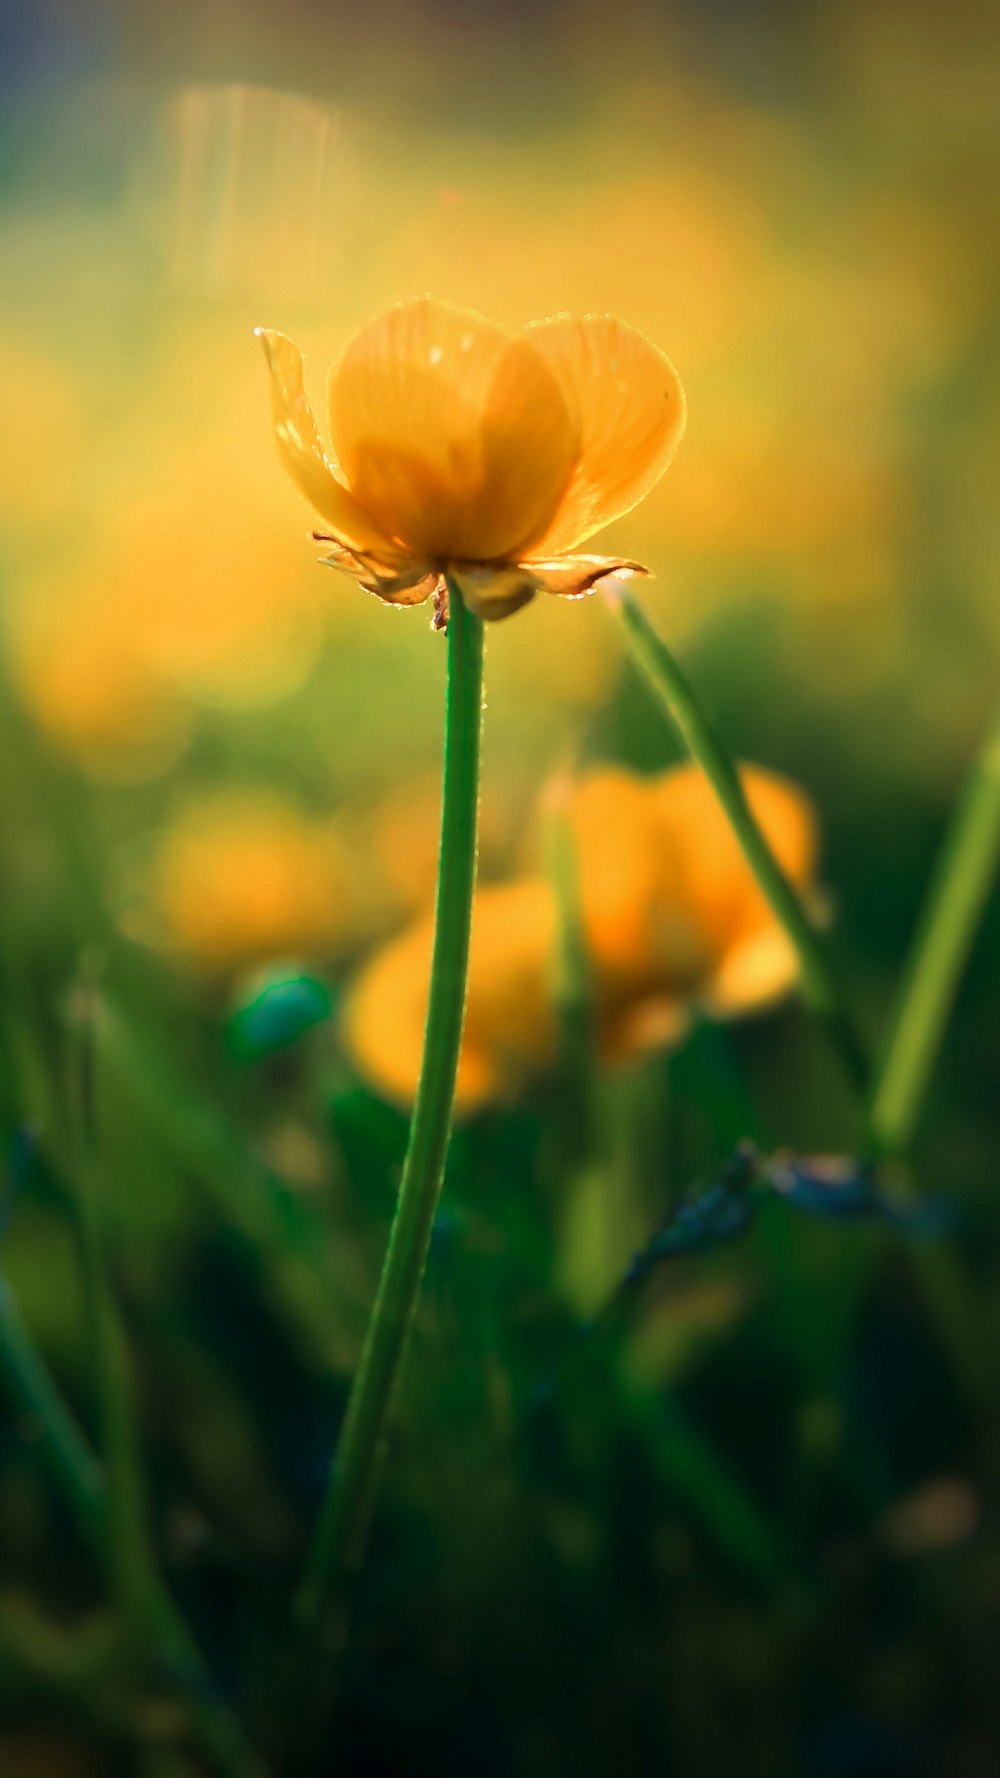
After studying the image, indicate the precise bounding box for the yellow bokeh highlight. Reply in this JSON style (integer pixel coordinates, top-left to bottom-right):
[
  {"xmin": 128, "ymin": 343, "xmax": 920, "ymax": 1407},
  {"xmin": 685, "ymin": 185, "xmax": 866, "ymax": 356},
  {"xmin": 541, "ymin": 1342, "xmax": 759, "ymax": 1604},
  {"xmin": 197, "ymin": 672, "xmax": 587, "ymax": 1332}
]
[{"xmin": 130, "ymin": 793, "xmax": 351, "ymax": 975}]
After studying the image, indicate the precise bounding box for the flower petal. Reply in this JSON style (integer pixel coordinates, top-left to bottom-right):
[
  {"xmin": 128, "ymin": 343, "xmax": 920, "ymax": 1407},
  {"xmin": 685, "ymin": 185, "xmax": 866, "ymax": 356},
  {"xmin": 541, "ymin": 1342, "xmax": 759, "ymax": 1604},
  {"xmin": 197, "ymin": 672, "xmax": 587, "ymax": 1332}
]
[
  {"xmin": 525, "ymin": 315, "xmax": 686, "ymax": 554},
  {"xmin": 255, "ymin": 328, "xmax": 397, "ymax": 553},
  {"xmin": 704, "ymin": 928, "xmax": 800, "ymax": 1018},
  {"xmin": 326, "ymin": 297, "xmax": 580, "ymax": 562},
  {"xmin": 567, "ymin": 767, "xmax": 709, "ymax": 996},
  {"xmin": 599, "ymin": 993, "xmax": 689, "ymax": 1064},
  {"xmin": 649, "ymin": 763, "xmax": 819, "ymax": 1007},
  {"xmin": 317, "ymin": 539, "xmax": 439, "ymax": 607},
  {"xmin": 516, "ymin": 555, "xmax": 650, "ymax": 598},
  {"xmin": 450, "ymin": 556, "xmax": 649, "ymax": 622}
]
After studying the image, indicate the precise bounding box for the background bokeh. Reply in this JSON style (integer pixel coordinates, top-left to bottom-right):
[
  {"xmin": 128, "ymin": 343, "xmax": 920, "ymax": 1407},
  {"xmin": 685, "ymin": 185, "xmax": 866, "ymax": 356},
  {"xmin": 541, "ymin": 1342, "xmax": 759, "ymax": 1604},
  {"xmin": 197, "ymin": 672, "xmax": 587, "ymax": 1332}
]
[{"xmin": 1, "ymin": 0, "xmax": 999, "ymax": 1773}]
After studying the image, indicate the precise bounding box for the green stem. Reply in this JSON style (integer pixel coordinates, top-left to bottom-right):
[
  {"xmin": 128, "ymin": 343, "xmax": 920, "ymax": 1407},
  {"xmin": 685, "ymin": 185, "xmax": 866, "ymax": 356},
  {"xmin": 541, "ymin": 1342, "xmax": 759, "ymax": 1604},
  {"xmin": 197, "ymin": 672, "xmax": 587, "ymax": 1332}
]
[
  {"xmin": 607, "ymin": 586, "xmax": 868, "ymax": 1093},
  {"xmin": 69, "ymin": 971, "xmax": 149, "ymax": 1615},
  {"xmin": 866, "ymin": 699, "xmax": 1000, "ymax": 1158},
  {"xmin": 292, "ymin": 579, "xmax": 485, "ymax": 1641},
  {"xmin": 544, "ymin": 790, "xmax": 597, "ymax": 1152},
  {"xmin": 0, "ymin": 1274, "xmax": 106, "ymax": 1545},
  {"xmin": 0, "ymin": 1271, "xmax": 271, "ymax": 1778}
]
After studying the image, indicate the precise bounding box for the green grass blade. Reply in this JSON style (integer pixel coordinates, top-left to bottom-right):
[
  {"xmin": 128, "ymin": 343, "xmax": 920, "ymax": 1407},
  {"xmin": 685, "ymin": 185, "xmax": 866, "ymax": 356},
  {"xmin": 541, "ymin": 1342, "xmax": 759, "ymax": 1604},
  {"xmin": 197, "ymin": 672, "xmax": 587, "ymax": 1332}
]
[
  {"xmin": 867, "ymin": 699, "xmax": 1000, "ymax": 1157},
  {"xmin": 68, "ymin": 967, "xmax": 151, "ymax": 1618},
  {"xmin": 607, "ymin": 585, "xmax": 869, "ymax": 1093}
]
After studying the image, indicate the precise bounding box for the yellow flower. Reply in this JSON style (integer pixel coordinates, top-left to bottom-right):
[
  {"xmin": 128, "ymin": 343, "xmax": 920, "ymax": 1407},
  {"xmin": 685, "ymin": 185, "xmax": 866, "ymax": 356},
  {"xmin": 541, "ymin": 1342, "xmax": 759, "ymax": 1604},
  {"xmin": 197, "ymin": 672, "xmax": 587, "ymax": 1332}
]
[
  {"xmin": 256, "ymin": 296, "xmax": 685, "ymax": 621},
  {"xmin": 567, "ymin": 763, "xmax": 819, "ymax": 1059},
  {"xmin": 132, "ymin": 794, "xmax": 350, "ymax": 976},
  {"xmin": 10, "ymin": 588, "xmax": 191, "ymax": 781},
  {"xmin": 343, "ymin": 761, "xmax": 820, "ymax": 1112},
  {"xmin": 345, "ymin": 880, "xmax": 558, "ymax": 1113}
]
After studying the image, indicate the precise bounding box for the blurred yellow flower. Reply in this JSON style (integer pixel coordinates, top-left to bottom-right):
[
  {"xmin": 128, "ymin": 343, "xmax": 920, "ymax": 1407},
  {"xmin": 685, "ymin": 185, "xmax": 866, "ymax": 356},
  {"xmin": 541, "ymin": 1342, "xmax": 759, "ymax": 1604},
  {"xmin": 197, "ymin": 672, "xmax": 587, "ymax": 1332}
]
[
  {"xmin": 257, "ymin": 295, "xmax": 685, "ymax": 620},
  {"xmin": 347, "ymin": 774, "xmax": 524, "ymax": 931},
  {"xmin": 345, "ymin": 761, "xmax": 819, "ymax": 1110},
  {"xmin": 345, "ymin": 880, "xmax": 558, "ymax": 1113},
  {"xmin": 132, "ymin": 794, "xmax": 351, "ymax": 975},
  {"xmin": 10, "ymin": 590, "xmax": 191, "ymax": 781},
  {"xmin": 568, "ymin": 763, "xmax": 819, "ymax": 1059}
]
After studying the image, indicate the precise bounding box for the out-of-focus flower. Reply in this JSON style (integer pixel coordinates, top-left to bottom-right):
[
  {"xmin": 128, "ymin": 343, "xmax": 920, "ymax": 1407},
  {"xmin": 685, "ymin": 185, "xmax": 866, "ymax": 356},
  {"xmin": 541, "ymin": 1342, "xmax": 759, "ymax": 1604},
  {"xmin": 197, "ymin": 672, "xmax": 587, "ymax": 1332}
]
[
  {"xmin": 9, "ymin": 589, "xmax": 192, "ymax": 781},
  {"xmin": 6, "ymin": 332, "xmax": 328, "ymax": 781},
  {"xmin": 344, "ymin": 761, "xmax": 819, "ymax": 1111},
  {"xmin": 567, "ymin": 763, "xmax": 819, "ymax": 1058},
  {"xmin": 344, "ymin": 774, "xmax": 526, "ymax": 932},
  {"xmin": 127, "ymin": 794, "xmax": 350, "ymax": 975},
  {"xmin": 345, "ymin": 880, "xmax": 558, "ymax": 1112},
  {"xmin": 257, "ymin": 295, "xmax": 685, "ymax": 620}
]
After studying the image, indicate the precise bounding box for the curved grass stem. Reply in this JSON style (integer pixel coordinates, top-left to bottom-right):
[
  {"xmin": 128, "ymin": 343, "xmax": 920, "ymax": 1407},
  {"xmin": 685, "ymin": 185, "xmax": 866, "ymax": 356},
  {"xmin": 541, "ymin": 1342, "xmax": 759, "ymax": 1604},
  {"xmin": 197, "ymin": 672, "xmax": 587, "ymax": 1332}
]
[
  {"xmin": 866, "ymin": 698, "xmax": 1000, "ymax": 1158},
  {"xmin": 292, "ymin": 580, "xmax": 485, "ymax": 1647},
  {"xmin": 607, "ymin": 585, "xmax": 869, "ymax": 1094}
]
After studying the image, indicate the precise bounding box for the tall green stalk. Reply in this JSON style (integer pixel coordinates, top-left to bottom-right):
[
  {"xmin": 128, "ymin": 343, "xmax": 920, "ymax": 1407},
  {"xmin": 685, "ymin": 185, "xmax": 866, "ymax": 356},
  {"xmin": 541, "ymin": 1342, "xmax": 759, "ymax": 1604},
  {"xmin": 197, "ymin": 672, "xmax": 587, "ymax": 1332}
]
[
  {"xmin": 861, "ymin": 699, "xmax": 1000, "ymax": 1410},
  {"xmin": 292, "ymin": 579, "xmax": 485, "ymax": 1644},
  {"xmin": 607, "ymin": 585, "xmax": 868, "ymax": 1092},
  {"xmin": 866, "ymin": 698, "xmax": 1000, "ymax": 1157}
]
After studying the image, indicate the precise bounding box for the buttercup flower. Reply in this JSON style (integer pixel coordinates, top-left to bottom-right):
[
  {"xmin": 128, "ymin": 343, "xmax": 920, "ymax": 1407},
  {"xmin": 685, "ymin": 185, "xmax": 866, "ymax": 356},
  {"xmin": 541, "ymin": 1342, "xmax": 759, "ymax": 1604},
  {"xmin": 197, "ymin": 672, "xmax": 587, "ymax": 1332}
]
[
  {"xmin": 256, "ymin": 296, "xmax": 685, "ymax": 621},
  {"xmin": 567, "ymin": 763, "xmax": 819, "ymax": 1059},
  {"xmin": 130, "ymin": 794, "xmax": 350, "ymax": 975},
  {"xmin": 344, "ymin": 761, "xmax": 820, "ymax": 1111},
  {"xmin": 345, "ymin": 880, "xmax": 558, "ymax": 1113}
]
